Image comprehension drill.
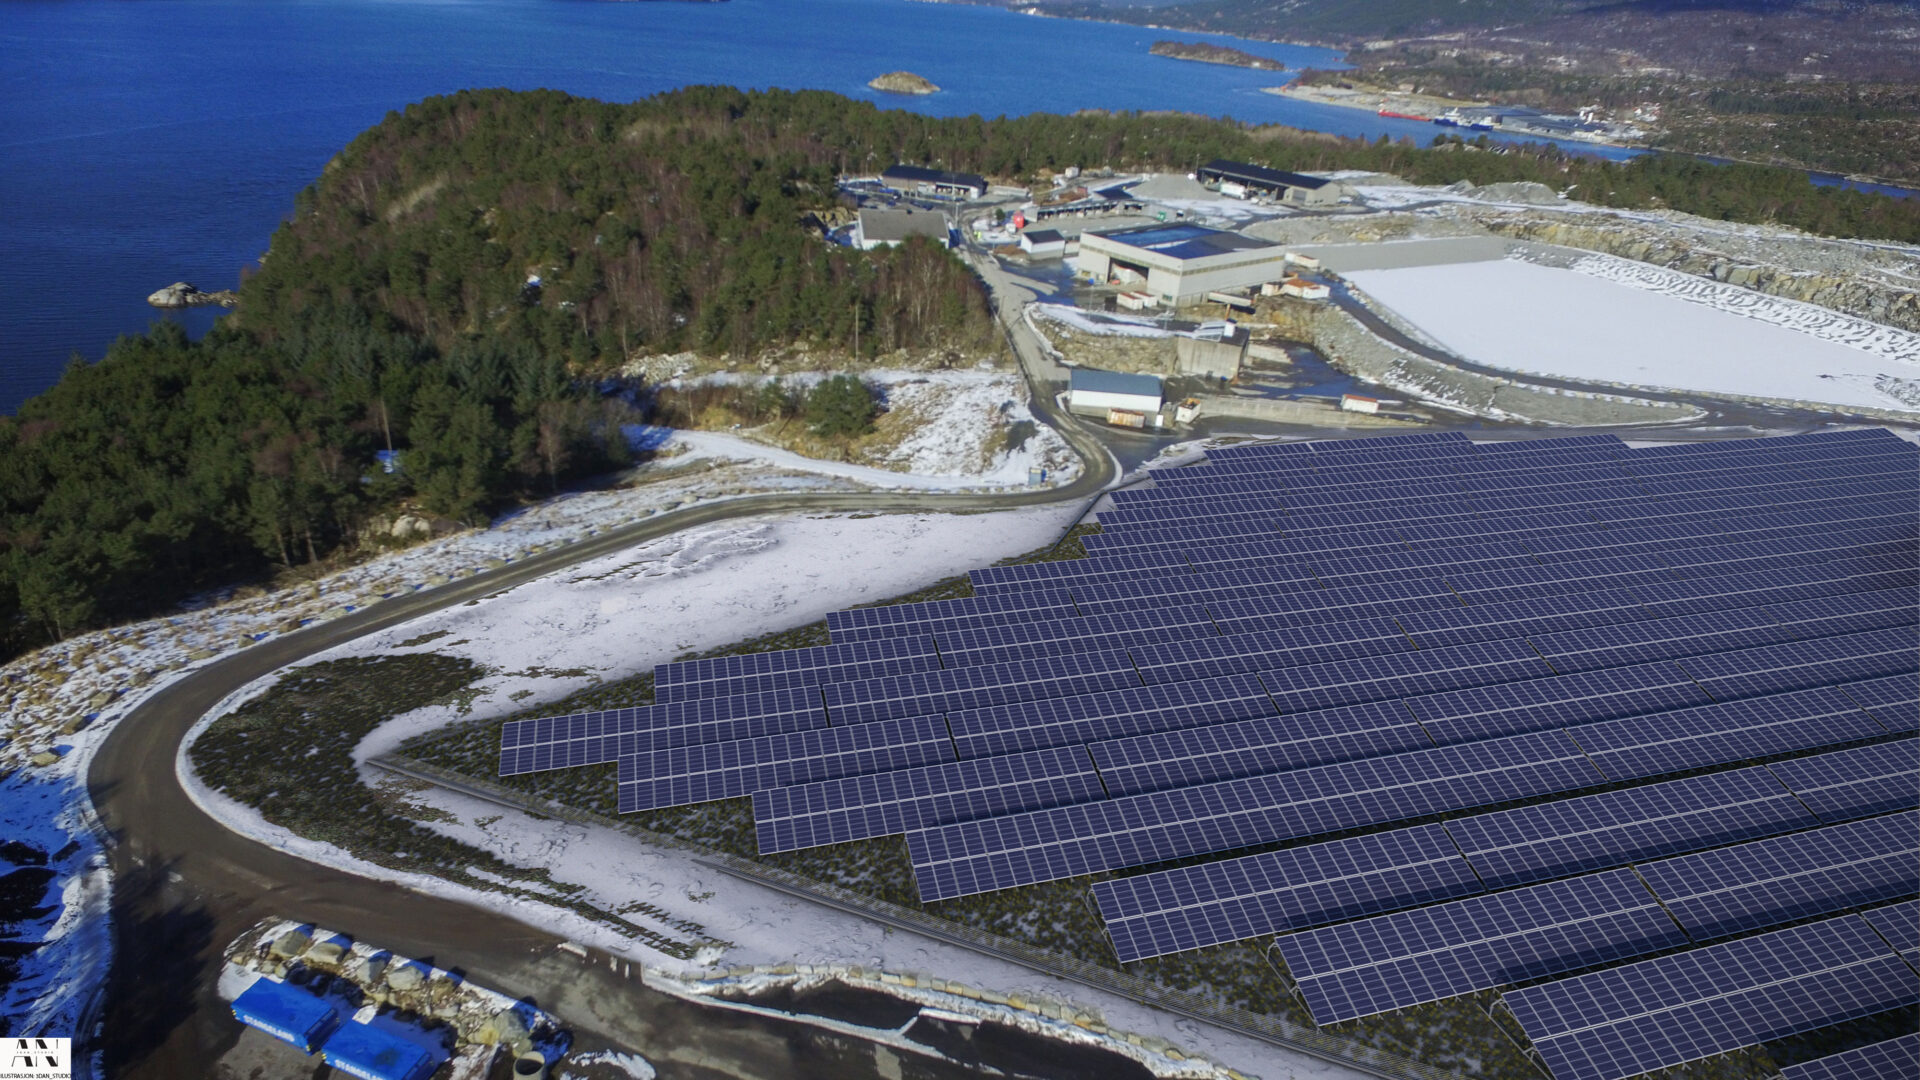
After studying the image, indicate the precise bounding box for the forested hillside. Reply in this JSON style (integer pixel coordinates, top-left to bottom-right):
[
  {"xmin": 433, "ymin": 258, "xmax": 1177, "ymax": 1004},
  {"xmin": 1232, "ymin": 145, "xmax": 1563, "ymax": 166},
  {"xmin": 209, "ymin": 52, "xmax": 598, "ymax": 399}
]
[{"xmin": 4, "ymin": 85, "xmax": 1916, "ymax": 661}]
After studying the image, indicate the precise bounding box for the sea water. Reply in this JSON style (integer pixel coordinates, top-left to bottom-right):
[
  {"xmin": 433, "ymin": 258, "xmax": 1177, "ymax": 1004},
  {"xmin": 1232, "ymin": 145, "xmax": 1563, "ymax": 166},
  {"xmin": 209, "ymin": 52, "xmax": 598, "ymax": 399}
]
[{"xmin": 0, "ymin": 0, "xmax": 1627, "ymax": 413}]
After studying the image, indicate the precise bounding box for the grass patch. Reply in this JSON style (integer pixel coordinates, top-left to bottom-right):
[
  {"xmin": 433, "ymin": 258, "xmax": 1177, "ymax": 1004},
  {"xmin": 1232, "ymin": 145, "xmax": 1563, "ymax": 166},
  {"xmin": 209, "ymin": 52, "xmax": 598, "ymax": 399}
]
[{"xmin": 191, "ymin": 654, "xmax": 709, "ymax": 957}]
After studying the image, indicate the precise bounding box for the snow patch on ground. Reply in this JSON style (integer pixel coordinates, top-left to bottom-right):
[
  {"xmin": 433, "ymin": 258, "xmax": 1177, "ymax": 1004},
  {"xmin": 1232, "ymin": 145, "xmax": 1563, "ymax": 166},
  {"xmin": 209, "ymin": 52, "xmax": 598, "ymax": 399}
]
[
  {"xmin": 1032, "ymin": 304, "xmax": 1175, "ymax": 338},
  {"xmin": 564, "ymin": 1049, "xmax": 657, "ymax": 1079},
  {"xmin": 1346, "ymin": 257, "xmax": 1920, "ymax": 413}
]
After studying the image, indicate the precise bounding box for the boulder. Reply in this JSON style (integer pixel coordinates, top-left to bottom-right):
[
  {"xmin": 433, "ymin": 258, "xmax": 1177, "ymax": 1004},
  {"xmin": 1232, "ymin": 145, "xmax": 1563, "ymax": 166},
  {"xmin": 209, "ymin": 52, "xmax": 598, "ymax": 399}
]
[
  {"xmin": 477, "ymin": 1008, "xmax": 530, "ymax": 1046},
  {"xmin": 306, "ymin": 941, "xmax": 348, "ymax": 967},
  {"xmin": 270, "ymin": 929, "xmax": 312, "ymax": 960},
  {"xmin": 386, "ymin": 964, "xmax": 425, "ymax": 992}
]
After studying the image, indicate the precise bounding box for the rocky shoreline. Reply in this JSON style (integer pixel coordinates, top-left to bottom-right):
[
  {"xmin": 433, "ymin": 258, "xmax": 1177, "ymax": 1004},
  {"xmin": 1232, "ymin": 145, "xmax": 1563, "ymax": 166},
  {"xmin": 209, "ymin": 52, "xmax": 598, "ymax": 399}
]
[
  {"xmin": 867, "ymin": 71, "xmax": 939, "ymax": 95},
  {"xmin": 148, "ymin": 281, "xmax": 238, "ymax": 309},
  {"xmin": 1149, "ymin": 40, "xmax": 1283, "ymax": 70}
]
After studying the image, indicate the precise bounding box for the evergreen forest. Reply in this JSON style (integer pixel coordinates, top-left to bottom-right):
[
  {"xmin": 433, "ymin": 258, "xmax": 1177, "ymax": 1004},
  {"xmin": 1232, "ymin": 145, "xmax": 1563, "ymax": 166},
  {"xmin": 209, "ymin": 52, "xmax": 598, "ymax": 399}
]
[{"xmin": 4, "ymin": 85, "xmax": 1915, "ymax": 660}]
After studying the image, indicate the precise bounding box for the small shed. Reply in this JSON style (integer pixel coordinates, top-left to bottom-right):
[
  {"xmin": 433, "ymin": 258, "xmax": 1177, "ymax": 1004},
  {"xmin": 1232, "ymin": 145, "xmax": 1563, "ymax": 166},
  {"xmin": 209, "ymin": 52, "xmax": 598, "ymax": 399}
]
[
  {"xmin": 1070, "ymin": 368, "xmax": 1162, "ymax": 419},
  {"xmin": 321, "ymin": 1021, "xmax": 441, "ymax": 1080},
  {"xmin": 1340, "ymin": 393, "xmax": 1381, "ymax": 414},
  {"xmin": 1019, "ymin": 228, "xmax": 1066, "ymax": 259},
  {"xmin": 230, "ymin": 978, "xmax": 340, "ymax": 1053}
]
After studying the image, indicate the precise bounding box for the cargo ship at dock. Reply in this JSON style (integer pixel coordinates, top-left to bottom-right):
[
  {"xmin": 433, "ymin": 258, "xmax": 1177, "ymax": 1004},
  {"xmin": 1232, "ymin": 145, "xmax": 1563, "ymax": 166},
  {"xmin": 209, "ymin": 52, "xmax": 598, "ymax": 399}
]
[{"xmin": 1377, "ymin": 109, "xmax": 1432, "ymax": 122}]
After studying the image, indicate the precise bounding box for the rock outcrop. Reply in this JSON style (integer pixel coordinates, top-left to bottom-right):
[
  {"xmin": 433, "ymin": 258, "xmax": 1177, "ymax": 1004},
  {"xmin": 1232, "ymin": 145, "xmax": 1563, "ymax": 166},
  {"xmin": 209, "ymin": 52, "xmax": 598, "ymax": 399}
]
[
  {"xmin": 1477, "ymin": 217, "xmax": 1920, "ymax": 333},
  {"xmin": 868, "ymin": 71, "xmax": 939, "ymax": 95},
  {"xmin": 147, "ymin": 281, "xmax": 238, "ymax": 309}
]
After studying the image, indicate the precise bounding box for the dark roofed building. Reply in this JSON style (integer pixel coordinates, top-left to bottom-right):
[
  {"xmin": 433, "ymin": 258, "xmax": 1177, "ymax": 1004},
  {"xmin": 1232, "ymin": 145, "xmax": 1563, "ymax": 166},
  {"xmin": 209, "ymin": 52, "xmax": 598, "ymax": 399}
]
[
  {"xmin": 879, "ymin": 164, "xmax": 988, "ymax": 200},
  {"xmin": 1196, "ymin": 160, "xmax": 1348, "ymax": 206}
]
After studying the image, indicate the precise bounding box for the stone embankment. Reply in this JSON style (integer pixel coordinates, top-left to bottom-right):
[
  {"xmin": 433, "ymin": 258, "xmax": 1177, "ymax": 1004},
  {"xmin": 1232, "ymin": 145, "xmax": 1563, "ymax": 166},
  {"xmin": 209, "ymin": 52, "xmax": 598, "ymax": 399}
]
[
  {"xmin": 147, "ymin": 281, "xmax": 238, "ymax": 308},
  {"xmin": 1260, "ymin": 301, "xmax": 1699, "ymax": 426},
  {"xmin": 1478, "ymin": 216, "xmax": 1920, "ymax": 333}
]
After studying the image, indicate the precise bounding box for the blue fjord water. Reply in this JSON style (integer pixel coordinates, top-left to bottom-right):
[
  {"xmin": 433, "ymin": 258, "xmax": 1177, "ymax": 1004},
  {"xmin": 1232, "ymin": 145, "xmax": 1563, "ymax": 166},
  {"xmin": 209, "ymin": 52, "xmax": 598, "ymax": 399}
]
[{"xmin": 2, "ymin": 0, "xmax": 1629, "ymax": 414}]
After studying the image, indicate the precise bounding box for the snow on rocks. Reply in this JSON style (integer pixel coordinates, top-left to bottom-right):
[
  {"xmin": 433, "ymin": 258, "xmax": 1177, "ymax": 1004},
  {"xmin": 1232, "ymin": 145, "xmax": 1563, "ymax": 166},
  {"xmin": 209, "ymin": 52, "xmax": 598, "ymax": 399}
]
[
  {"xmin": 1033, "ymin": 304, "xmax": 1175, "ymax": 338},
  {"xmin": 1565, "ymin": 251, "xmax": 1920, "ymax": 366}
]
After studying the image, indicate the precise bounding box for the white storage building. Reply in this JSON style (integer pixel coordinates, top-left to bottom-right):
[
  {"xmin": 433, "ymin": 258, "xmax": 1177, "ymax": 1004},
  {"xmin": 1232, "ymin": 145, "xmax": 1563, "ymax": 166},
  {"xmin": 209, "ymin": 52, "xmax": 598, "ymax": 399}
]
[
  {"xmin": 1069, "ymin": 368, "xmax": 1162, "ymax": 419},
  {"xmin": 854, "ymin": 209, "xmax": 951, "ymax": 250}
]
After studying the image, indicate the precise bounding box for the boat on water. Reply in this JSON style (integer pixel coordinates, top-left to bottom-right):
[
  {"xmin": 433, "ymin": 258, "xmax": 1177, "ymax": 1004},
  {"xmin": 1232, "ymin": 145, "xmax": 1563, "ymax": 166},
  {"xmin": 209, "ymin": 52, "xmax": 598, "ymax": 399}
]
[{"xmin": 1377, "ymin": 109, "xmax": 1431, "ymax": 121}]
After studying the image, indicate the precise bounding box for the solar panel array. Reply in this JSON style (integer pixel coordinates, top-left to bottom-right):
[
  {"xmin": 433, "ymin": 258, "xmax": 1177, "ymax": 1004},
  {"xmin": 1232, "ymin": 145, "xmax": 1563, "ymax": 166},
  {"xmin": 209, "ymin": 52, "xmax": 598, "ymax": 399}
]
[{"xmin": 494, "ymin": 428, "xmax": 1918, "ymax": 1080}]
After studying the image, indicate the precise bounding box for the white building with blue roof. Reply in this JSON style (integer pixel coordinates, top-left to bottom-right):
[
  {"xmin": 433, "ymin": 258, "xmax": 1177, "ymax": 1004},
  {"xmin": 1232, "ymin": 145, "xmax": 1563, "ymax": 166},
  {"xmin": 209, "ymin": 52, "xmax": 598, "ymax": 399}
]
[{"xmin": 1077, "ymin": 223, "xmax": 1288, "ymax": 307}]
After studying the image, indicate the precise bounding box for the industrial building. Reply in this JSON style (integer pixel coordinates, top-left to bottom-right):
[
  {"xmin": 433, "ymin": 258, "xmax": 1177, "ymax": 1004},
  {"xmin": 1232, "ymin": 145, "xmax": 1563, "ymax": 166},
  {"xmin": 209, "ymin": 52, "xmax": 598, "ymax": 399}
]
[
  {"xmin": 879, "ymin": 164, "xmax": 987, "ymax": 200},
  {"xmin": 1196, "ymin": 160, "xmax": 1347, "ymax": 206},
  {"xmin": 1068, "ymin": 367, "xmax": 1162, "ymax": 424},
  {"xmin": 1078, "ymin": 223, "xmax": 1288, "ymax": 307},
  {"xmin": 854, "ymin": 208, "xmax": 951, "ymax": 250}
]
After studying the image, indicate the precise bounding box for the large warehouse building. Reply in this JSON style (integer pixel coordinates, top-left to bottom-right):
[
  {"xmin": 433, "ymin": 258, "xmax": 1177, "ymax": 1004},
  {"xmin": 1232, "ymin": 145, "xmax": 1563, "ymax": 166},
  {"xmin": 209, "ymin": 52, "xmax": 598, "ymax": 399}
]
[
  {"xmin": 1196, "ymin": 160, "xmax": 1348, "ymax": 206},
  {"xmin": 1077, "ymin": 223, "xmax": 1288, "ymax": 307}
]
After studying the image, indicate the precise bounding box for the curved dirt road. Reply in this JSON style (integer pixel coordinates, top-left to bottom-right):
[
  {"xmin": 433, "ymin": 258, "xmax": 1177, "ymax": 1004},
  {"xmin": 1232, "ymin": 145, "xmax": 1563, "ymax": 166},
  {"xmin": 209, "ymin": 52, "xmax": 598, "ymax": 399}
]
[{"xmin": 89, "ymin": 371, "xmax": 1119, "ymax": 1080}]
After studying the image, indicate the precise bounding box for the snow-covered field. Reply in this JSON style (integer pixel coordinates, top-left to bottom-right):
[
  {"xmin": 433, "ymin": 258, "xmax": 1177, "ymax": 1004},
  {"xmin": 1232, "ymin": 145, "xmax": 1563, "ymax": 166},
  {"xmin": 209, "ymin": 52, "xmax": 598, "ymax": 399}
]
[{"xmin": 1346, "ymin": 257, "xmax": 1920, "ymax": 412}]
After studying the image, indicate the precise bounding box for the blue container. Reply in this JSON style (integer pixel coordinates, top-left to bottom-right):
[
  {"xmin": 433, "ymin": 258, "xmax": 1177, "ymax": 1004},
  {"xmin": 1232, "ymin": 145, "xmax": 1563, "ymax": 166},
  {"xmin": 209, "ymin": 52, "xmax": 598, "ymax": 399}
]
[
  {"xmin": 229, "ymin": 978, "xmax": 340, "ymax": 1053},
  {"xmin": 321, "ymin": 1021, "xmax": 441, "ymax": 1080}
]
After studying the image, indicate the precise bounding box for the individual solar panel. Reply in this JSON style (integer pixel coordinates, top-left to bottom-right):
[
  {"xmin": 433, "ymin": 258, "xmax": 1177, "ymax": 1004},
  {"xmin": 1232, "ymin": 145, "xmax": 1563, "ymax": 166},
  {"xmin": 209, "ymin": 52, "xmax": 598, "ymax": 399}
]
[
  {"xmin": 1779, "ymin": 1033, "xmax": 1920, "ymax": 1080},
  {"xmin": 1568, "ymin": 684, "xmax": 1889, "ymax": 782},
  {"xmin": 652, "ymin": 635, "xmax": 940, "ymax": 702},
  {"xmin": 946, "ymin": 672, "xmax": 1277, "ymax": 759},
  {"xmin": 1444, "ymin": 764, "xmax": 1819, "ymax": 890},
  {"xmin": 820, "ymin": 651, "xmax": 1142, "ymax": 726},
  {"xmin": 1502, "ymin": 913, "xmax": 1920, "ymax": 1080},
  {"xmin": 1673, "ymin": 626, "xmax": 1919, "ymax": 702},
  {"xmin": 1276, "ymin": 868, "xmax": 1688, "ymax": 1024},
  {"xmin": 1860, "ymin": 899, "xmax": 1920, "ymax": 967},
  {"xmin": 1767, "ymin": 739, "xmax": 1920, "ymax": 823},
  {"xmin": 751, "ymin": 745, "xmax": 1104, "ymax": 853},
  {"xmin": 1636, "ymin": 811, "xmax": 1919, "ymax": 942},
  {"xmin": 499, "ymin": 684, "xmax": 827, "ymax": 774},
  {"xmin": 1405, "ymin": 661, "xmax": 1712, "ymax": 745},
  {"xmin": 908, "ymin": 729, "xmax": 1601, "ymax": 902},
  {"xmin": 1093, "ymin": 824, "xmax": 1481, "ymax": 964},
  {"xmin": 1088, "ymin": 698, "xmax": 1434, "ymax": 797},
  {"xmin": 615, "ymin": 713, "xmax": 954, "ymax": 813},
  {"xmin": 1839, "ymin": 672, "xmax": 1920, "ymax": 732}
]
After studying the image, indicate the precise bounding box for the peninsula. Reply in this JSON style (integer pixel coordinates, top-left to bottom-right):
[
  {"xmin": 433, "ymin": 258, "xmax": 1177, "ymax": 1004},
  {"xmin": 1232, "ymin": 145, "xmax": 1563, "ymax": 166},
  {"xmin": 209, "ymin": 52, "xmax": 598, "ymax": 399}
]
[{"xmin": 1149, "ymin": 40, "xmax": 1282, "ymax": 71}]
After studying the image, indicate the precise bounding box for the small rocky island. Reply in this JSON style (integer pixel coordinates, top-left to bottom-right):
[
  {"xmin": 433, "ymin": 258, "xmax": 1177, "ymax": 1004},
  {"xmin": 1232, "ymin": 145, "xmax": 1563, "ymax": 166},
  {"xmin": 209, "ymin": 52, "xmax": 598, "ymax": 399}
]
[
  {"xmin": 147, "ymin": 281, "xmax": 238, "ymax": 308},
  {"xmin": 1150, "ymin": 40, "xmax": 1284, "ymax": 71},
  {"xmin": 868, "ymin": 71, "xmax": 940, "ymax": 95}
]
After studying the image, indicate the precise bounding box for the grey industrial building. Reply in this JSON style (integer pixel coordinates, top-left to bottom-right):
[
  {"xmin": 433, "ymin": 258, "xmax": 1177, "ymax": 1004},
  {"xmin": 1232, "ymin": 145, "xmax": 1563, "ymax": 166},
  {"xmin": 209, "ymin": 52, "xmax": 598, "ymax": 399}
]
[
  {"xmin": 1077, "ymin": 223, "xmax": 1289, "ymax": 307},
  {"xmin": 854, "ymin": 208, "xmax": 951, "ymax": 250},
  {"xmin": 1196, "ymin": 160, "xmax": 1347, "ymax": 206},
  {"xmin": 879, "ymin": 164, "xmax": 988, "ymax": 200}
]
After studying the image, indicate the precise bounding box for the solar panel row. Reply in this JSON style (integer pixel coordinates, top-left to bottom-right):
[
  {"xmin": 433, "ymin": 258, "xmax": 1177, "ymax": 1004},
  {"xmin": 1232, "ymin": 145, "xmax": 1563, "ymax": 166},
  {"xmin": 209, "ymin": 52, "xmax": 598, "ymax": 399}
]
[
  {"xmin": 1503, "ymin": 909, "xmax": 1920, "ymax": 1080},
  {"xmin": 1096, "ymin": 740, "xmax": 1917, "ymax": 964},
  {"xmin": 1779, "ymin": 1033, "xmax": 1920, "ymax": 1080}
]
